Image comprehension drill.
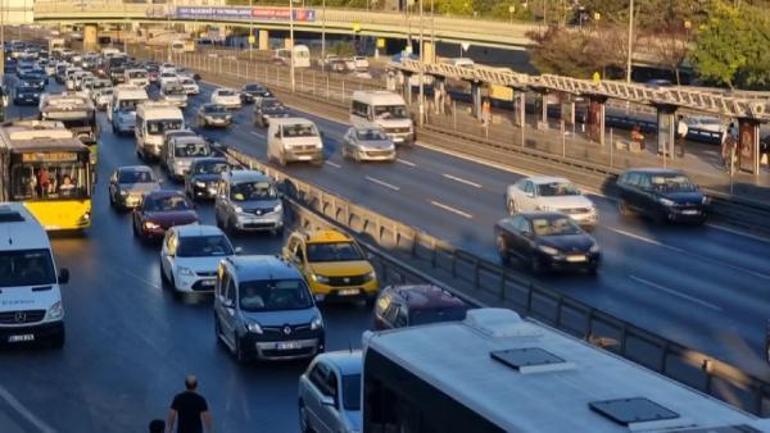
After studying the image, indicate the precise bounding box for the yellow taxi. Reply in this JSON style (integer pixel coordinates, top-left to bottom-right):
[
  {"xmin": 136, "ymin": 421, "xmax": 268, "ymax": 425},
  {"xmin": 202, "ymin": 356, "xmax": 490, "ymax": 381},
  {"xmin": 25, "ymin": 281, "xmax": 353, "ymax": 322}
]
[{"xmin": 282, "ymin": 229, "xmax": 379, "ymax": 303}]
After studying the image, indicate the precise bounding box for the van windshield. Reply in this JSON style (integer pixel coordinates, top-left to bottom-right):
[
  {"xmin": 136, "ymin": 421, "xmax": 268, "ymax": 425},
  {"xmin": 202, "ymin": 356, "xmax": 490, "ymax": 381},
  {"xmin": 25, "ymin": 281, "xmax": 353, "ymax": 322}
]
[
  {"xmin": 148, "ymin": 119, "xmax": 183, "ymax": 134},
  {"xmin": 0, "ymin": 249, "xmax": 56, "ymax": 287},
  {"xmin": 238, "ymin": 279, "xmax": 313, "ymax": 312},
  {"xmin": 230, "ymin": 181, "xmax": 277, "ymax": 201},
  {"xmin": 174, "ymin": 142, "xmax": 210, "ymax": 157},
  {"xmin": 374, "ymin": 105, "xmax": 408, "ymax": 120},
  {"xmin": 281, "ymin": 124, "xmax": 317, "ymax": 138},
  {"xmin": 118, "ymin": 99, "xmax": 142, "ymax": 111}
]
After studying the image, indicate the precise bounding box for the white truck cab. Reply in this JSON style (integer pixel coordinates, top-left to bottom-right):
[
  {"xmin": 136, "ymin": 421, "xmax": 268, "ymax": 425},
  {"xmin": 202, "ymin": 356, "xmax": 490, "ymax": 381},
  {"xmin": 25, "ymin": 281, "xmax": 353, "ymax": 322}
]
[
  {"xmin": 350, "ymin": 90, "xmax": 414, "ymax": 146},
  {"xmin": 267, "ymin": 118, "xmax": 324, "ymax": 166},
  {"xmin": 0, "ymin": 203, "xmax": 69, "ymax": 348},
  {"xmin": 135, "ymin": 102, "xmax": 185, "ymax": 161}
]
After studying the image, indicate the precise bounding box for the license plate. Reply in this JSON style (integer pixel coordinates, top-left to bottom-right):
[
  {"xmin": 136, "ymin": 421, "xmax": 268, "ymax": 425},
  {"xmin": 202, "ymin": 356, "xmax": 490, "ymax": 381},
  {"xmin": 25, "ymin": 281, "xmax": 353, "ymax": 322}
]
[
  {"xmin": 338, "ymin": 289, "xmax": 360, "ymax": 296},
  {"xmin": 8, "ymin": 334, "xmax": 34, "ymax": 343},
  {"xmin": 201, "ymin": 279, "xmax": 215, "ymax": 287},
  {"xmin": 297, "ymin": 155, "xmax": 313, "ymax": 161},
  {"xmin": 682, "ymin": 210, "xmax": 700, "ymax": 215},
  {"xmin": 566, "ymin": 255, "xmax": 587, "ymax": 263},
  {"xmin": 277, "ymin": 341, "xmax": 300, "ymax": 350}
]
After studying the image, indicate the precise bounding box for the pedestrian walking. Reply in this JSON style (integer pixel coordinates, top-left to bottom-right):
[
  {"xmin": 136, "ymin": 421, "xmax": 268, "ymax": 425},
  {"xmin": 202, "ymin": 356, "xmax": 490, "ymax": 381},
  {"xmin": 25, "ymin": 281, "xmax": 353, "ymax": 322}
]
[
  {"xmin": 676, "ymin": 115, "xmax": 688, "ymax": 158},
  {"xmin": 722, "ymin": 122, "xmax": 737, "ymax": 170},
  {"xmin": 166, "ymin": 375, "xmax": 213, "ymax": 433}
]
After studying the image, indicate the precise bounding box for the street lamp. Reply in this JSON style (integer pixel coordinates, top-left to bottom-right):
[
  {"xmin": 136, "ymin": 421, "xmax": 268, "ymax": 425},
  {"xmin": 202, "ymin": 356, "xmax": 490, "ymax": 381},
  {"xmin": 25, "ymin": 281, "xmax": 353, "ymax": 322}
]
[
  {"xmin": 289, "ymin": 0, "xmax": 296, "ymax": 93},
  {"xmin": 625, "ymin": 0, "xmax": 634, "ymax": 84},
  {"xmin": 418, "ymin": 0, "xmax": 424, "ymax": 125},
  {"xmin": 249, "ymin": 0, "xmax": 254, "ymax": 61},
  {"xmin": 321, "ymin": 0, "xmax": 326, "ymax": 71}
]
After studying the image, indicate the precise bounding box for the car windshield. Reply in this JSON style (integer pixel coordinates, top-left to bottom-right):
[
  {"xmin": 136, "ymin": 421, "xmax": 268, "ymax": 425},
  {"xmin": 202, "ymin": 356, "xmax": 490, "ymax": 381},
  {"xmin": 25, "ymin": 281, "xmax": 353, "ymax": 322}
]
[
  {"xmin": 263, "ymin": 99, "xmax": 283, "ymax": 109},
  {"xmin": 17, "ymin": 86, "xmax": 36, "ymax": 93},
  {"xmin": 217, "ymin": 90, "xmax": 235, "ymax": 97},
  {"xmin": 342, "ymin": 374, "xmax": 361, "ymax": 411},
  {"xmin": 147, "ymin": 119, "xmax": 183, "ymax": 134},
  {"xmin": 144, "ymin": 195, "xmax": 190, "ymax": 212},
  {"xmin": 181, "ymin": 78, "xmax": 195, "ymax": 85},
  {"xmin": 118, "ymin": 169, "xmax": 155, "ymax": 183},
  {"xmin": 177, "ymin": 235, "xmax": 232, "ymax": 257},
  {"xmin": 537, "ymin": 181, "xmax": 580, "ymax": 197},
  {"xmin": 203, "ymin": 105, "xmax": 227, "ymax": 114},
  {"xmin": 244, "ymin": 84, "xmax": 267, "ymax": 93},
  {"xmin": 356, "ymin": 129, "xmax": 387, "ymax": 141},
  {"xmin": 531, "ymin": 217, "xmax": 582, "ymax": 236},
  {"xmin": 373, "ymin": 105, "xmax": 409, "ymax": 120},
  {"xmin": 0, "ymin": 249, "xmax": 56, "ymax": 288},
  {"xmin": 238, "ymin": 279, "xmax": 313, "ymax": 312},
  {"xmin": 118, "ymin": 99, "xmax": 141, "ymax": 111},
  {"xmin": 174, "ymin": 142, "xmax": 210, "ymax": 157},
  {"xmin": 282, "ymin": 124, "xmax": 317, "ymax": 138},
  {"xmin": 230, "ymin": 181, "xmax": 277, "ymax": 201},
  {"xmin": 192, "ymin": 161, "xmax": 228, "ymax": 175},
  {"xmin": 410, "ymin": 306, "xmax": 468, "ymax": 326},
  {"xmin": 650, "ymin": 174, "xmax": 697, "ymax": 192},
  {"xmin": 306, "ymin": 241, "xmax": 363, "ymax": 262}
]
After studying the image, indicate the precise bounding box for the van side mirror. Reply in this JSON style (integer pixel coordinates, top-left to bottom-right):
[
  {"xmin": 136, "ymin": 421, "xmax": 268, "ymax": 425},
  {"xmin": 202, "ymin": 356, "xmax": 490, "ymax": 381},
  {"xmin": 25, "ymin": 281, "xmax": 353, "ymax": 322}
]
[
  {"xmin": 58, "ymin": 268, "xmax": 70, "ymax": 285},
  {"xmin": 222, "ymin": 298, "xmax": 234, "ymax": 309},
  {"xmin": 320, "ymin": 395, "xmax": 336, "ymax": 408},
  {"xmin": 234, "ymin": 246, "xmax": 243, "ymax": 255}
]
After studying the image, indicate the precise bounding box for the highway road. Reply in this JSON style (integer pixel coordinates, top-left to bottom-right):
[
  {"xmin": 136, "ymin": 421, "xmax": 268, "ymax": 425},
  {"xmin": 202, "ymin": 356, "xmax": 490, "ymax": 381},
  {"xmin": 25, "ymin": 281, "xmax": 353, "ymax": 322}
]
[
  {"xmin": 188, "ymin": 81, "xmax": 770, "ymax": 376},
  {"xmin": 2, "ymin": 76, "xmax": 770, "ymax": 432}
]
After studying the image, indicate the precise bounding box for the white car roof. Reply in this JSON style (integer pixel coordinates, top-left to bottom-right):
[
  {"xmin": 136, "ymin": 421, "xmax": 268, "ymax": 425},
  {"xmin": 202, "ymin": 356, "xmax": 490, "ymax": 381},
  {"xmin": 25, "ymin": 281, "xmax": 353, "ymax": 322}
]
[
  {"xmin": 173, "ymin": 224, "xmax": 224, "ymax": 238},
  {"xmin": 526, "ymin": 176, "xmax": 571, "ymax": 185}
]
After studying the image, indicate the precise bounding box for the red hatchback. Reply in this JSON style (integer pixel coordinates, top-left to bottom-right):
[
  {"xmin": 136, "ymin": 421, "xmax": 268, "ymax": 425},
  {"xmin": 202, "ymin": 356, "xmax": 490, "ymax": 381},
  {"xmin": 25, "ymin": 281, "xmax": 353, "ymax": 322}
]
[
  {"xmin": 132, "ymin": 190, "xmax": 198, "ymax": 241},
  {"xmin": 373, "ymin": 284, "xmax": 469, "ymax": 330}
]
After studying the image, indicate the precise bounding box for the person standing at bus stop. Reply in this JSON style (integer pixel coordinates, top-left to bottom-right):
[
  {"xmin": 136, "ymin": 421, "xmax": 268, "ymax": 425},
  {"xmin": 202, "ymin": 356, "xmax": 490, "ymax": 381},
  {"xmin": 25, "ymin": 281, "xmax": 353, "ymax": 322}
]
[
  {"xmin": 166, "ymin": 375, "xmax": 213, "ymax": 433},
  {"xmin": 676, "ymin": 115, "xmax": 688, "ymax": 158}
]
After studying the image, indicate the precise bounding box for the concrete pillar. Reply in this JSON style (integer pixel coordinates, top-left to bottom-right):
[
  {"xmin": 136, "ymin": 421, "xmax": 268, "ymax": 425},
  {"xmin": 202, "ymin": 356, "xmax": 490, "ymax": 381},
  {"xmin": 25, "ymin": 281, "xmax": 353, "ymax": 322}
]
[
  {"xmin": 538, "ymin": 91, "xmax": 549, "ymax": 130},
  {"xmin": 422, "ymin": 41, "xmax": 435, "ymax": 64},
  {"xmin": 587, "ymin": 96, "xmax": 607, "ymax": 146},
  {"xmin": 84, "ymin": 24, "xmax": 98, "ymax": 52},
  {"xmin": 284, "ymin": 38, "xmax": 293, "ymax": 49},
  {"xmin": 471, "ymin": 81, "xmax": 482, "ymax": 120},
  {"xmin": 516, "ymin": 91, "xmax": 526, "ymax": 127},
  {"xmin": 738, "ymin": 118, "xmax": 761, "ymax": 174},
  {"xmin": 560, "ymin": 94, "xmax": 575, "ymax": 126},
  {"xmin": 433, "ymin": 77, "xmax": 446, "ymax": 115},
  {"xmin": 656, "ymin": 105, "xmax": 676, "ymax": 158},
  {"xmin": 259, "ymin": 30, "xmax": 269, "ymax": 51},
  {"xmin": 401, "ymin": 72, "xmax": 412, "ymax": 105}
]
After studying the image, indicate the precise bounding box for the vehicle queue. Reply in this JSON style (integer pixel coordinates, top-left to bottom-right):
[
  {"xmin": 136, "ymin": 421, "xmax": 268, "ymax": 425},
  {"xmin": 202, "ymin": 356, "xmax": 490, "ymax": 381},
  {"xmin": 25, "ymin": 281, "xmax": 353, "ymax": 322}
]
[{"xmin": 0, "ymin": 39, "xmax": 714, "ymax": 433}]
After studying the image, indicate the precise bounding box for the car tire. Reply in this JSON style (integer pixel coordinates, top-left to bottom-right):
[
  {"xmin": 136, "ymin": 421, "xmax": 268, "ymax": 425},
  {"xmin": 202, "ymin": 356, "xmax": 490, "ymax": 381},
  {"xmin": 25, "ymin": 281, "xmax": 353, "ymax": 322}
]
[
  {"xmin": 278, "ymin": 153, "xmax": 287, "ymax": 167},
  {"xmin": 109, "ymin": 191, "xmax": 115, "ymax": 207},
  {"xmin": 214, "ymin": 315, "xmax": 227, "ymax": 350},
  {"xmin": 496, "ymin": 236, "xmax": 510, "ymax": 265},
  {"xmin": 587, "ymin": 264, "xmax": 599, "ymax": 276},
  {"xmin": 132, "ymin": 219, "xmax": 139, "ymax": 237},
  {"xmin": 506, "ymin": 198, "xmax": 517, "ymax": 215},
  {"xmin": 234, "ymin": 336, "xmax": 248, "ymax": 364},
  {"xmin": 50, "ymin": 328, "xmax": 65, "ymax": 349},
  {"xmin": 299, "ymin": 402, "xmax": 314, "ymax": 433},
  {"xmin": 618, "ymin": 200, "xmax": 633, "ymax": 217}
]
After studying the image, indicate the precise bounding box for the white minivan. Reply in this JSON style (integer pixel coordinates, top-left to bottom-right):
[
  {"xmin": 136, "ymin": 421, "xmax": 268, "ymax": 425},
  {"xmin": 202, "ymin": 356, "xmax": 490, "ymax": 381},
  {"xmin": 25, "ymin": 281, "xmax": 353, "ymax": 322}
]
[
  {"xmin": 267, "ymin": 117, "xmax": 324, "ymax": 166},
  {"xmin": 109, "ymin": 84, "xmax": 149, "ymax": 135},
  {"xmin": 0, "ymin": 203, "xmax": 69, "ymax": 348},
  {"xmin": 350, "ymin": 90, "xmax": 414, "ymax": 146},
  {"xmin": 135, "ymin": 102, "xmax": 185, "ymax": 161}
]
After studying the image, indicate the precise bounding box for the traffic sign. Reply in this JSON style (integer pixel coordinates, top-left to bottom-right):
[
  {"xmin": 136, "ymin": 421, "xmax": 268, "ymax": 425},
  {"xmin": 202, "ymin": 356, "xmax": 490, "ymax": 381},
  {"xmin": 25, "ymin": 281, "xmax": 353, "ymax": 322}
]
[{"xmin": 248, "ymin": 35, "xmax": 256, "ymax": 45}]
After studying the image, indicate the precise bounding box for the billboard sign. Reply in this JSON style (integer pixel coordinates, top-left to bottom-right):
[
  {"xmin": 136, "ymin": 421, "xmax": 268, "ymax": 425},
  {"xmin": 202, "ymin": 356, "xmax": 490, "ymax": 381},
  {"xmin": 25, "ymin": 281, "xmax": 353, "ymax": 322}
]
[{"xmin": 174, "ymin": 6, "xmax": 316, "ymax": 22}]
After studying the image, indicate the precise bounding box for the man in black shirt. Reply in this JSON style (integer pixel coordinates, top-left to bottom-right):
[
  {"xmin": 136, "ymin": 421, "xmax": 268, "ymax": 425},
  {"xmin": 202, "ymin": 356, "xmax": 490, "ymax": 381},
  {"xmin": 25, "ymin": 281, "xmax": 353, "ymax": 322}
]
[{"xmin": 166, "ymin": 375, "xmax": 213, "ymax": 433}]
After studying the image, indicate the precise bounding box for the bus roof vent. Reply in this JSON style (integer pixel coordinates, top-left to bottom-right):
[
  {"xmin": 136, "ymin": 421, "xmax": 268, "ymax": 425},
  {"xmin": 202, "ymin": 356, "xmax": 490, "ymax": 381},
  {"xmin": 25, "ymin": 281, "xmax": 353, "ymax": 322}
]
[
  {"xmin": 0, "ymin": 206, "xmax": 25, "ymax": 223},
  {"xmin": 589, "ymin": 397, "xmax": 686, "ymax": 430},
  {"xmin": 8, "ymin": 128, "xmax": 74, "ymax": 140},
  {"xmin": 464, "ymin": 308, "xmax": 537, "ymax": 339},
  {"xmin": 491, "ymin": 347, "xmax": 574, "ymax": 374},
  {"xmin": 668, "ymin": 426, "xmax": 763, "ymax": 433}
]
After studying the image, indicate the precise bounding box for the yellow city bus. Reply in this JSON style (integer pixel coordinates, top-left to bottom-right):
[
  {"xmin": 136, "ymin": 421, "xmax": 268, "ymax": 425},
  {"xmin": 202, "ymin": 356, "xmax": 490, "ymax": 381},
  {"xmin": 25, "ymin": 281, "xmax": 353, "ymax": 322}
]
[{"xmin": 0, "ymin": 121, "xmax": 93, "ymax": 231}]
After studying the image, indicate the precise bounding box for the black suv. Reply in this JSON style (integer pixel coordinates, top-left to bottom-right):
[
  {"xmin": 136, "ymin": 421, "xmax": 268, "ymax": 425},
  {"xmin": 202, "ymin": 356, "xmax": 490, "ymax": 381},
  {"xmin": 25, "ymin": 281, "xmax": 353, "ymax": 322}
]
[{"xmin": 617, "ymin": 168, "xmax": 707, "ymax": 224}]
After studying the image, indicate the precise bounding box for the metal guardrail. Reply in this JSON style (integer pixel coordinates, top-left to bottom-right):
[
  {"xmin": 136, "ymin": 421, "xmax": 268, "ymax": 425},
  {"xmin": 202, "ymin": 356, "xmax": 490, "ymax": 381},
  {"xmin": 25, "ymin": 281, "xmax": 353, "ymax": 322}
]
[{"xmin": 219, "ymin": 144, "xmax": 770, "ymax": 417}]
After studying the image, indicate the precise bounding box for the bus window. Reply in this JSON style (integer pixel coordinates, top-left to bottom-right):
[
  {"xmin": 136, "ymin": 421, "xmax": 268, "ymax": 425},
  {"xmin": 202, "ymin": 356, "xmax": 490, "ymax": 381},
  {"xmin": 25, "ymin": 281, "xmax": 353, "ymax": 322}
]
[{"xmin": 11, "ymin": 164, "xmax": 89, "ymax": 200}]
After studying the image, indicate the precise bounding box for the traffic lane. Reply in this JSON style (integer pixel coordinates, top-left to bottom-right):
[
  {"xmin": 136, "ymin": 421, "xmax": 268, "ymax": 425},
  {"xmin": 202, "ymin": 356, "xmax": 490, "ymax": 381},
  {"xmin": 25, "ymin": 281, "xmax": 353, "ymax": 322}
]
[{"xmin": 0, "ymin": 111, "xmax": 375, "ymax": 433}]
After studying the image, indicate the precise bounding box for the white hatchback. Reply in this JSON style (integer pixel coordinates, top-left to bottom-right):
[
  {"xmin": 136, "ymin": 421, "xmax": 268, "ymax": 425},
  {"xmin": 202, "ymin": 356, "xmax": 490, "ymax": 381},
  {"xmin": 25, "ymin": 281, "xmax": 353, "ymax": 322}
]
[
  {"xmin": 160, "ymin": 225, "xmax": 238, "ymax": 294},
  {"xmin": 506, "ymin": 176, "xmax": 598, "ymax": 229}
]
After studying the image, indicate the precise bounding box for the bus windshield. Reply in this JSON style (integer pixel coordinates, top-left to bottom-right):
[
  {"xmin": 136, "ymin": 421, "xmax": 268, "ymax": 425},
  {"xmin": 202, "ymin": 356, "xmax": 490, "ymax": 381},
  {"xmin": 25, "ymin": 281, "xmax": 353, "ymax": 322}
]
[{"xmin": 10, "ymin": 162, "xmax": 90, "ymax": 200}]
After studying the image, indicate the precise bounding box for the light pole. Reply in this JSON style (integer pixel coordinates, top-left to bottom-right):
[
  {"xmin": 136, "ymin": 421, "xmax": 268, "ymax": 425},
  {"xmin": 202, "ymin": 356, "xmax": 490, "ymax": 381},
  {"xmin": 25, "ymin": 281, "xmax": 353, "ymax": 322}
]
[
  {"xmin": 1, "ymin": 0, "xmax": 5, "ymax": 85},
  {"xmin": 249, "ymin": 0, "xmax": 254, "ymax": 60},
  {"xmin": 289, "ymin": 0, "xmax": 296, "ymax": 93},
  {"xmin": 625, "ymin": 0, "xmax": 634, "ymax": 83},
  {"xmin": 418, "ymin": 0, "xmax": 424, "ymax": 125},
  {"xmin": 321, "ymin": 0, "xmax": 326, "ymax": 71}
]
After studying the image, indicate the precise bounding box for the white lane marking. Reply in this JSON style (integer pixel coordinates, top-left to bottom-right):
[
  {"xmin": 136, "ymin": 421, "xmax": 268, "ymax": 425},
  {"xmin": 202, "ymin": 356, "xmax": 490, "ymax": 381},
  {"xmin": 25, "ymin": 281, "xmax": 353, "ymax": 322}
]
[
  {"xmin": 429, "ymin": 200, "xmax": 474, "ymax": 219},
  {"xmin": 365, "ymin": 176, "xmax": 400, "ymax": 191},
  {"xmin": 117, "ymin": 269, "xmax": 162, "ymax": 290},
  {"xmin": 629, "ymin": 275, "xmax": 723, "ymax": 312},
  {"xmin": 325, "ymin": 161, "xmax": 341, "ymax": 168},
  {"xmin": 608, "ymin": 227, "xmax": 770, "ymax": 281},
  {"xmin": 442, "ymin": 173, "xmax": 483, "ymax": 189},
  {"xmin": 705, "ymin": 223, "xmax": 770, "ymax": 243},
  {"xmin": 0, "ymin": 385, "xmax": 57, "ymax": 433},
  {"xmin": 249, "ymin": 131, "xmax": 263, "ymax": 138},
  {"xmin": 396, "ymin": 158, "xmax": 417, "ymax": 167}
]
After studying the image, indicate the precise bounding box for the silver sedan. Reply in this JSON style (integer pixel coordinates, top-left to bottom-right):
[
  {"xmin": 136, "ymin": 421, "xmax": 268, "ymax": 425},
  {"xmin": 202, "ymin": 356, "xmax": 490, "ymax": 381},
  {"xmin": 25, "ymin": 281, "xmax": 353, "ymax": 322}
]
[{"xmin": 341, "ymin": 126, "xmax": 396, "ymax": 162}]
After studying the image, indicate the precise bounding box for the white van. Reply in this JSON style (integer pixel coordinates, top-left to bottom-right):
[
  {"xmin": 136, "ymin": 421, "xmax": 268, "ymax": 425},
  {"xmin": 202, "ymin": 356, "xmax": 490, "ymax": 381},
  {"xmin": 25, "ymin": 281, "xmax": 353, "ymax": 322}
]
[
  {"xmin": 124, "ymin": 68, "xmax": 149, "ymax": 88},
  {"xmin": 135, "ymin": 102, "xmax": 185, "ymax": 161},
  {"xmin": 109, "ymin": 84, "xmax": 149, "ymax": 135},
  {"xmin": 350, "ymin": 90, "xmax": 414, "ymax": 146},
  {"xmin": 267, "ymin": 117, "xmax": 324, "ymax": 166},
  {"xmin": 272, "ymin": 45, "xmax": 311, "ymax": 68},
  {"xmin": 160, "ymin": 79, "xmax": 188, "ymax": 108},
  {"xmin": 101, "ymin": 47, "xmax": 121, "ymax": 58},
  {"xmin": 0, "ymin": 203, "xmax": 69, "ymax": 348}
]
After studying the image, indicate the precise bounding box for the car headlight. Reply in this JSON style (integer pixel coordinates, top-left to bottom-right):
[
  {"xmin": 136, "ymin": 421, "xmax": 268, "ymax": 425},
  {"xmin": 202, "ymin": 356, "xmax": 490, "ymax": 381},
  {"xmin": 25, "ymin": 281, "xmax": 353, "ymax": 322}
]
[
  {"xmin": 46, "ymin": 301, "xmax": 64, "ymax": 320},
  {"xmin": 538, "ymin": 245, "xmax": 560, "ymax": 255},
  {"xmin": 310, "ymin": 316, "xmax": 324, "ymax": 331},
  {"xmin": 273, "ymin": 203, "xmax": 283, "ymax": 213},
  {"xmin": 195, "ymin": 181, "xmax": 206, "ymax": 188},
  {"xmin": 234, "ymin": 205, "xmax": 244, "ymax": 213},
  {"xmin": 80, "ymin": 212, "xmax": 91, "ymax": 222},
  {"xmin": 246, "ymin": 322, "xmax": 263, "ymax": 334},
  {"xmin": 589, "ymin": 243, "xmax": 600, "ymax": 253},
  {"xmin": 363, "ymin": 270, "xmax": 376, "ymax": 282},
  {"xmin": 119, "ymin": 190, "xmax": 128, "ymax": 196},
  {"xmin": 144, "ymin": 221, "xmax": 160, "ymax": 230},
  {"xmin": 659, "ymin": 198, "xmax": 675, "ymax": 207},
  {"xmin": 177, "ymin": 266, "xmax": 195, "ymax": 277},
  {"xmin": 311, "ymin": 274, "xmax": 331, "ymax": 284}
]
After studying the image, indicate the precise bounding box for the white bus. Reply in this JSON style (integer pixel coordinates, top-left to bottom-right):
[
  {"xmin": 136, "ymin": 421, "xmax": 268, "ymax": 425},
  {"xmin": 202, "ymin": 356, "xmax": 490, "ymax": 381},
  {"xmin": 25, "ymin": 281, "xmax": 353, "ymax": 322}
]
[
  {"xmin": 362, "ymin": 308, "xmax": 770, "ymax": 433},
  {"xmin": 350, "ymin": 91, "xmax": 414, "ymax": 146}
]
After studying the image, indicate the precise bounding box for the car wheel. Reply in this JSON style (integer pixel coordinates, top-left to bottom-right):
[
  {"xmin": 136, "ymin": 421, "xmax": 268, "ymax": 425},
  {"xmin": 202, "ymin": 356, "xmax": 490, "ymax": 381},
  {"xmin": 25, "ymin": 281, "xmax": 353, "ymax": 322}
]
[
  {"xmin": 49, "ymin": 328, "xmax": 65, "ymax": 349},
  {"xmin": 587, "ymin": 264, "xmax": 599, "ymax": 276},
  {"xmin": 234, "ymin": 335, "xmax": 248, "ymax": 364},
  {"xmin": 214, "ymin": 314, "xmax": 227, "ymax": 350},
  {"xmin": 299, "ymin": 402, "xmax": 314, "ymax": 433},
  {"xmin": 111, "ymin": 123, "xmax": 117, "ymax": 134},
  {"xmin": 278, "ymin": 153, "xmax": 287, "ymax": 167},
  {"xmin": 496, "ymin": 236, "xmax": 510, "ymax": 265},
  {"xmin": 132, "ymin": 219, "xmax": 139, "ymax": 238},
  {"xmin": 529, "ymin": 255, "xmax": 543, "ymax": 275},
  {"xmin": 506, "ymin": 198, "xmax": 517, "ymax": 215},
  {"xmin": 618, "ymin": 200, "xmax": 633, "ymax": 217},
  {"xmin": 109, "ymin": 191, "xmax": 115, "ymax": 207}
]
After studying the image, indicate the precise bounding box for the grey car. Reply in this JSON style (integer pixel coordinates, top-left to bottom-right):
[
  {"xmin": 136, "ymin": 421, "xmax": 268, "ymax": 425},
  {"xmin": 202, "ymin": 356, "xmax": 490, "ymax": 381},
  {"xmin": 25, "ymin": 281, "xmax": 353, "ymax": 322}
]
[
  {"xmin": 298, "ymin": 351, "xmax": 362, "ymax": 433},
  {"xmin": 214, "ymin": 255, "xmax": 325, "ymax": 363},
  {"xmin": 341, "ymin": 126, "xmax": 396, "ymax": 162},
  {"xmin": 197, "ymin": 103, "xmax": 232, "ymax": 128},
  {"xmin": 108, "ymin": 165, "xmax": 161, "ymax": 210},
  {"xmin": 214, "ymin": 170, "xmax": 284, "ymax": 235}
]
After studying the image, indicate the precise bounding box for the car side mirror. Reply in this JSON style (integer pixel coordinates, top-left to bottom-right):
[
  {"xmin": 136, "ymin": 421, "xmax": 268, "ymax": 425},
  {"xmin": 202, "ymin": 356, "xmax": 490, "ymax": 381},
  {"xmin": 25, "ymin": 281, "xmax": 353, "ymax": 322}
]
[
  {"xmin": 58, "ymin": 268, "xmax": 70, "ymax": 285},
  {"xmin": 320, "ymin": 395, "xmax": 336, "ymax": 408},
  {"xmin": 234, "ymin": 246, "xmax": 243, "ymax": 255},
  {"xmin": 222, "ymin": 299, "xmax": 235, "ymax": 309},
  {"xmin": 526, "ymin": 192, "xmax": 535, "ymax": 198}
]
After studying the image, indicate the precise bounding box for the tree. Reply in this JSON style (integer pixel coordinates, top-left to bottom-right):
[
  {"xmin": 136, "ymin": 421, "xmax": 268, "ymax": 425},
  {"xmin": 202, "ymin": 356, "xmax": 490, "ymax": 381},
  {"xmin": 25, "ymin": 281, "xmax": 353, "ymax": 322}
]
[{"xmin": 647, "ymin": 23, "xmax": 693, "ymax": 85}]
